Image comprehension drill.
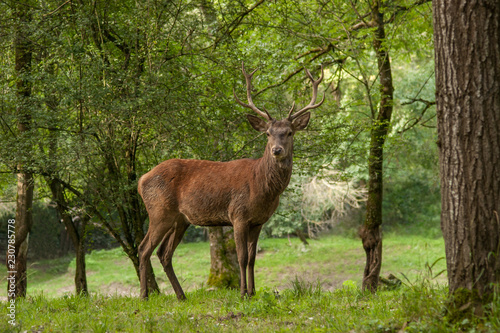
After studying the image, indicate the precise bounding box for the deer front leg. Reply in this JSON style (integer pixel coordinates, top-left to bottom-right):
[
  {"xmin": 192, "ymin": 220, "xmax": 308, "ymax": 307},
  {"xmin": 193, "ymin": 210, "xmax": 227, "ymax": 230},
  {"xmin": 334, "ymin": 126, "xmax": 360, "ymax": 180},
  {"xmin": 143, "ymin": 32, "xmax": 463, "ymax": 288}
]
[
  {"xmin": 233, "ymin": 223, "xmax": 249, "ymax": 297},
  {"xmin": 247, "ymin": 225, "xmax": 263, "ymax": 297}
]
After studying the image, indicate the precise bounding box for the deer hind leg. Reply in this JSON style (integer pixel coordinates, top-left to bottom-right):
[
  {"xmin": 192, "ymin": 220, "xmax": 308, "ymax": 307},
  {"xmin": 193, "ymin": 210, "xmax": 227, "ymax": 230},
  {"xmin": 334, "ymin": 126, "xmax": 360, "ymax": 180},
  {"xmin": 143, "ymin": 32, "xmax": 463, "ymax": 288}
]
[
  {"xmin": 247, "ymin": 225, "xmax": 263, "ymax": 297},
  {"xmin": 156, "ymin": 216, "xmax": 190, "ymax": 300},
  {"xmin": 138, "ymin": 212, "xmax": 175, "ymax": 300},
  {"xmin": 233, "ymin": 223, "xmax": 249, "ymax": 298}
]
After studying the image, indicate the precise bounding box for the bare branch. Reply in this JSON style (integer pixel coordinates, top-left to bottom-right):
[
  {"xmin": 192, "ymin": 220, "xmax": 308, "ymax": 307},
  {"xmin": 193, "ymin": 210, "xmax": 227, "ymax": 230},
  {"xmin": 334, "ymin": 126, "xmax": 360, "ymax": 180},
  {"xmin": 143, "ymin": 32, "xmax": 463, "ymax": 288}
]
[
  {"xmin": 398, "ymin": 98, "xmax": 436, "ymax": 133},
  {"xmin": 42, "ymin": 0, "xmax": 72, "ymax": 18}
]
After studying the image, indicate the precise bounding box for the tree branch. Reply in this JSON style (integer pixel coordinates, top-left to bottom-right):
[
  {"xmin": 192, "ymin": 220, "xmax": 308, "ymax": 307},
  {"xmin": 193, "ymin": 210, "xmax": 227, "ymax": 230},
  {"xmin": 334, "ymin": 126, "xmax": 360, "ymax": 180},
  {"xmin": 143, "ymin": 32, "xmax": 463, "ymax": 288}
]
[
  {"xmin": 398, "ymin": 98, "xmax": 436, "ymax": 133},
  {"xmin": 385, "ymin": 0, "xmax": 433, "ymax": 25},
  {"xmin": 42, "ymin": 0, "xmax": 72, "ymax": 18},
  {"xmin": 254, "ymin": 44, "xmax": 334, "ymax": 97},
  {"xmin": 214, "ymin": 0, "xmax": 266, "ymax": 47}
]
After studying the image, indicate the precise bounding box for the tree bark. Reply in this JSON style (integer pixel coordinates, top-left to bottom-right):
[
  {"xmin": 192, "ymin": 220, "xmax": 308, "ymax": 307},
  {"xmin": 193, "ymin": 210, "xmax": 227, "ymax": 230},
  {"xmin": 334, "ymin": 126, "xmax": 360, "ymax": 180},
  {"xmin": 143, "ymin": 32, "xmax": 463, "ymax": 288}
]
[
  {"xmin": 10, "ymin": 173, "xmax": 34, "ymax": 300},
  {"xmin": 7, "ymin": 1, "xmax": 34, "ymax": 300},
  {"xmin": 361, "ymin": 1, "xmax": 394, "ymax": 293},
  {"xmin": 74, "ymin": 216, "xmax": 89, "ymax": 295},
  {"xmin": 207, "ymin": 226, "xmax": 240, "ymax": 289},
  {"xmin": 433, "ymin": 0, "xmax": 500, "ymax": 315}
]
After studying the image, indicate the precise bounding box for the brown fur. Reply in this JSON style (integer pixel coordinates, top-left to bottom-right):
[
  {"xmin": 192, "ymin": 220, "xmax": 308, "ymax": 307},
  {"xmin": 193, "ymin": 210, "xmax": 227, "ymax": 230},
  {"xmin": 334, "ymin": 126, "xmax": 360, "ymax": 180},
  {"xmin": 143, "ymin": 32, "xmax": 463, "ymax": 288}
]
[{"xmin": 138, "ymin": 117, "xmax": 308, "ymax": 300}]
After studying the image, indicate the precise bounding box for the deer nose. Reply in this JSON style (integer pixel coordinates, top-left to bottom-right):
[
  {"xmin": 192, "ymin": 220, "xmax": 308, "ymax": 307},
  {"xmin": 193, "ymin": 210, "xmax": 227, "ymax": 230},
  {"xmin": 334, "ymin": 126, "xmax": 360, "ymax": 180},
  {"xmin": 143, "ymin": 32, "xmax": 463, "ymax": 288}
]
[{"xmin": 272, "ymin": 147, "xmax": 283, "ymax": 156}]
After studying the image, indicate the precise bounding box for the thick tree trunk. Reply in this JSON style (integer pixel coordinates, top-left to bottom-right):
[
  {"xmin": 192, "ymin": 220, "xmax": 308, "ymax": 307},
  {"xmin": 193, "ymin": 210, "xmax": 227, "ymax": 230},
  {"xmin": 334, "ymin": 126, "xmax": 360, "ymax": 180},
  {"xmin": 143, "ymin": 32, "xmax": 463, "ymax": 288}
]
[
  {"xmin": 433, "ymin": 0, "xmax": 500, "ymax": 315},
  {"xmin": 8, "ymin": 1, "xmax": 34, "ymax": 300},
  {"xmin": 207, "ymin": 226, "xmax": 240, "ymax": 289},
  {"xmin": 361, "ymin": 2, "xmax": 394, "ymax": 293}
]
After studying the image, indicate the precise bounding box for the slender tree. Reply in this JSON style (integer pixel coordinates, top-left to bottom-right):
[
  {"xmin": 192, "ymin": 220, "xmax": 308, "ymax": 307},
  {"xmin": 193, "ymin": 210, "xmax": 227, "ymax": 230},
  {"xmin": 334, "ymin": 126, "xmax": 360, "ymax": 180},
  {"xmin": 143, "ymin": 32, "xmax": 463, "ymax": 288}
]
[
  {"xmin": 433, "ymin": 0, "xmax": 500, "ymax": 315},
  {"xmin": 359, "ymin": 0, "xmax": 394, "ymax": 292},
  {"xmin": 46, "ymin": 177, "xmax": 89, "ymax": 295},
  {"xmin": 8, "ymin": 0, "xmax": 34, "ymax": 300}
]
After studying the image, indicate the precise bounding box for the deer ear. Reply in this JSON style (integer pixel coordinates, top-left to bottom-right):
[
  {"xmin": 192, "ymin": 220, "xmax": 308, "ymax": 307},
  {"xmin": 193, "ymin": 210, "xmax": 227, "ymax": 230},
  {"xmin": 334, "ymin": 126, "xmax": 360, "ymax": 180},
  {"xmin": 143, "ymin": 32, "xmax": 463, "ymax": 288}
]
[
  {"xmin": 292, "ymin": 112, "xmax": 311, "ymax": 131},
  {"xmin": 247, "ymin": 114, "xmax": 268, "ymax": 132}
]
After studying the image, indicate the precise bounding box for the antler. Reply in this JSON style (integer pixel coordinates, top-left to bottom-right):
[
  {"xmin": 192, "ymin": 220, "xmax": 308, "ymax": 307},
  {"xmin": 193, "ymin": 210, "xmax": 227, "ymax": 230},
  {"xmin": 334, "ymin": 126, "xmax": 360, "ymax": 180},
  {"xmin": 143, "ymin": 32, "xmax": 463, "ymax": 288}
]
[
  {"xmin": 233, "ymin": 62, "xmax": 273, "ymax": 121},
  {"xmin": 287, "ymin": 65, "xmax": 325, "ymax": 120}
]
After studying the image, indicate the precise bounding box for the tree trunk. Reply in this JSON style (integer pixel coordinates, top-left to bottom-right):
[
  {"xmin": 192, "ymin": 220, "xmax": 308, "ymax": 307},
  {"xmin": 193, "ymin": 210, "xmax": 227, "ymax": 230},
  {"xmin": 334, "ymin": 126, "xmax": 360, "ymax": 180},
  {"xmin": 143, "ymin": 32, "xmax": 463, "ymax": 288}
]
[
  {"xmin": 10, "ymin": 173, "xmax": 34, "ymax": 300},
  {"xmin": 361, "ymin": 1, "xmax": 394, "ymax": 293},
  {"xmin": 47, "ymin": 177, "xmax": 89, "ymax": 295},
  {"xmin": 207, "ymin": 227, "xmax": 240, "ymax": 289},
  {"xmin": 8, "ymin": 1, "xmax": 34, "ymax": 301},
  {"xmin": 295, "ymin": 229, "xmax": 309, "ymax": 246},
  {"xmin": 59, "ymin": 222, "xmax": 73, "ymax": 256},
  {"xmin": 60, "ymin": 214, "xmax": 88, "ymax": 295},
  {"xmin": 74, "ymin": 217, "xmax": 89, "ymax": 295},
  {"xmin": 433, "ymin": 0, "xmax": 500, "ymax": 316}
]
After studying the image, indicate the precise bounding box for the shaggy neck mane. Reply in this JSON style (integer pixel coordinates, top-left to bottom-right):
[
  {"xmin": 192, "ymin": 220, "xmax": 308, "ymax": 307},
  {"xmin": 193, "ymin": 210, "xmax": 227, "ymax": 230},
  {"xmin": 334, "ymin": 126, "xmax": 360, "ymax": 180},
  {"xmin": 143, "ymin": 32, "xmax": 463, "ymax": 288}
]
[{"xmin": 255, "ymin": 144, "xmax": 293, "ymax": 198}]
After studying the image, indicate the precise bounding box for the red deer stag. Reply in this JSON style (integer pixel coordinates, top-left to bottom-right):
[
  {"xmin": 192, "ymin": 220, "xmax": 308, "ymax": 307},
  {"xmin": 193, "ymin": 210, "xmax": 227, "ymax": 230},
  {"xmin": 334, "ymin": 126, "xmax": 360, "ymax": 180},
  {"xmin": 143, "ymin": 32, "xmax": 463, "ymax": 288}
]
[{"xmin": 138, "ymin": 63, "xmax": 325, "ymax": 300}]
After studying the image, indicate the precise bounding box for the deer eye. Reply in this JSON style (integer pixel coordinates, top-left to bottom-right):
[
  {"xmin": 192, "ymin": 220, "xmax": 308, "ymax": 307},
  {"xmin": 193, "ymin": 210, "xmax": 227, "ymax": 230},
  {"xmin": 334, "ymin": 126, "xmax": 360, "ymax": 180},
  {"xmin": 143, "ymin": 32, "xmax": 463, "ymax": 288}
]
[
  {"xmin": 287, "ymin": 131, "xmax": 292, "ymax": 137},
  {"xmin": 266, "ymin": 132, "xmax": 270, "ymax": 137}
]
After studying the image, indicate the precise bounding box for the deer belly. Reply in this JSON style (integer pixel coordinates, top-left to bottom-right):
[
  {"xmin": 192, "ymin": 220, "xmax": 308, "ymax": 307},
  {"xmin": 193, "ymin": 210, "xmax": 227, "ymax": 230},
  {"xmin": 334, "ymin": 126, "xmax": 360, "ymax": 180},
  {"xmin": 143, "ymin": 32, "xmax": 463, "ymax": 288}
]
[{"xmin": 179, "ymin": 201, "xmax": 232, "ymax": 227}]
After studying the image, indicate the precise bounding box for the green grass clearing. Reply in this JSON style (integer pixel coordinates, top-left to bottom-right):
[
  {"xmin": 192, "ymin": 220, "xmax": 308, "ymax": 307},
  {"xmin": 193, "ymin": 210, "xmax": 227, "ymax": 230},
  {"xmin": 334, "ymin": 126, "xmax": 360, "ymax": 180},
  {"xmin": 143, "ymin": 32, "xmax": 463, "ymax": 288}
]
[
  {"xmin": 3, "ymin": 234, "xmax": 500, "ymax": 332},
  {"xmin": 1, "ymin": 234, "xmax": 447, "ymax": 298}
]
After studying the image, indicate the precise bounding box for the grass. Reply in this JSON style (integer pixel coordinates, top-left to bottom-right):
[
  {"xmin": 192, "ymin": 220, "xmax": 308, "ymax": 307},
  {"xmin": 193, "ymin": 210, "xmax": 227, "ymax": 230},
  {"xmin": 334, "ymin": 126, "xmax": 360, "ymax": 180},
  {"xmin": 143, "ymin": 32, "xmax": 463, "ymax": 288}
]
[
  {"xmin": 3, "ymin": 234, "xmax": 498, "ymax": 332},
  {"xmin": 1, "ymin": 234, "xmax": 447, "ymax": 298}
]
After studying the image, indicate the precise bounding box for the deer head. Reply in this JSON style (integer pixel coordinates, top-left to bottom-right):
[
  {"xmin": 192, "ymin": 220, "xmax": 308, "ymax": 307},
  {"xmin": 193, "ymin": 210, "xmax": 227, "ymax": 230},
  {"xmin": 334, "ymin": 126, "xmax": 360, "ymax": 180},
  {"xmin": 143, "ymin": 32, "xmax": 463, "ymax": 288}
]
[{"xmin": 233, "ymin": 63, "xmax": 325, "ymax": 162}]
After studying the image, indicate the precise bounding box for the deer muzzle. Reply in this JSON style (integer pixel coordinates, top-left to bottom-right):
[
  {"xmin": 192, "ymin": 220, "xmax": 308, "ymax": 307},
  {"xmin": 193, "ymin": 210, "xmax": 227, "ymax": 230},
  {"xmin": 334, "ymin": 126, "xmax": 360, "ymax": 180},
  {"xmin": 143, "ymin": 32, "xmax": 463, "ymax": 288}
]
[{"xmin": 272, "ymin": 146, "xmax": 284, "ymax": 157}]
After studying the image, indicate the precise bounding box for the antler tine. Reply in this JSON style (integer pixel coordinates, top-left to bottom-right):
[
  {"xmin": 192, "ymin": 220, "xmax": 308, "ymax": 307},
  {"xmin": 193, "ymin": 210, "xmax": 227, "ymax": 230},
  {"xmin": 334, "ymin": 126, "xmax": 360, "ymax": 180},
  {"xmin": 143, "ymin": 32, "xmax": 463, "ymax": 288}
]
[
  {"xmin": 288, "ymin": 65, "xmax": 325, "ymax": 120},
  {"xmin": 287, "ymin": 101, "xmax": 296, "ymax": 119},
  {"xmin": 233, "ymin": 62, "xmax": 272, "ymax": 121}
]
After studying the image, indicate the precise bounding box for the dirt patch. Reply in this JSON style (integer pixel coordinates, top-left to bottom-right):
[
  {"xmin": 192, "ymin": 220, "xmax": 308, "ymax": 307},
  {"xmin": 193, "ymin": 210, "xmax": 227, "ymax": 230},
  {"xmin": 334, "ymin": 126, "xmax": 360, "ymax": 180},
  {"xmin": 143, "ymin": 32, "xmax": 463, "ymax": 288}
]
[
  {"xmin": 218, "ymin": 311, "xmax": 244, "ymax": 322},
  {"xmin": 98, "ymin": 282, "xmax": 139, "ymax": 297}
]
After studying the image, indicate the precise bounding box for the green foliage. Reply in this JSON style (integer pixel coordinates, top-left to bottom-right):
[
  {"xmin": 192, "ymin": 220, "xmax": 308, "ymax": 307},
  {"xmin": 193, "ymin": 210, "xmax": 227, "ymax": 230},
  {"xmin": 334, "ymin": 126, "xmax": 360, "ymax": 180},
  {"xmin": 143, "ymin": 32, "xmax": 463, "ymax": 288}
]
[{"xmin": 0, "ymin": 201, "xmax": 60, "ymax": 259}]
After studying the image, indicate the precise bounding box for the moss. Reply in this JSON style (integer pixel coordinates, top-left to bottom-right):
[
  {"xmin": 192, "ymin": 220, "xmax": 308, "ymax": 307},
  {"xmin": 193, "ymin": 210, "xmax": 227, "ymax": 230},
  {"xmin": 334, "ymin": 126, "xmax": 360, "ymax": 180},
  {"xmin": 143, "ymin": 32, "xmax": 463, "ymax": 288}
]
[
  {"xmin": 207, "ymin": 269, "xmax": 239, "ymax": 289},
  {"xmin": 206, "ymin": 228, "xmax": 239, "ymax": 289},
  {"xmin": 445, "ymin": 287, "xmax": 483, "ymax": 324}
]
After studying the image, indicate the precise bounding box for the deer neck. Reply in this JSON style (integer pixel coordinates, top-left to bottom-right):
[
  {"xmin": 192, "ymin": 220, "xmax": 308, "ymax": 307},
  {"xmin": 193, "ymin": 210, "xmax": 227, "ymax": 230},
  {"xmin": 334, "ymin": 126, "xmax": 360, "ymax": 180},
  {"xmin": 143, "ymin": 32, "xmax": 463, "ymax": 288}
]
[{"xmin": 256, "ymin": 145, "xmax": 293, "ymax": 197}]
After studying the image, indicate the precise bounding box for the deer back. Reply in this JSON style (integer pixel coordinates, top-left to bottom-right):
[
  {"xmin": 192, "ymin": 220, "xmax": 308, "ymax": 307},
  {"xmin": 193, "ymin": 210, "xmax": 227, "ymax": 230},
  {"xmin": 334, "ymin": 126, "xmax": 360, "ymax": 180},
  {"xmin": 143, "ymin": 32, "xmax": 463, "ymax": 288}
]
[{"xmin": 138, "ymin": 154, "xmax": 287, "ymax": 227}]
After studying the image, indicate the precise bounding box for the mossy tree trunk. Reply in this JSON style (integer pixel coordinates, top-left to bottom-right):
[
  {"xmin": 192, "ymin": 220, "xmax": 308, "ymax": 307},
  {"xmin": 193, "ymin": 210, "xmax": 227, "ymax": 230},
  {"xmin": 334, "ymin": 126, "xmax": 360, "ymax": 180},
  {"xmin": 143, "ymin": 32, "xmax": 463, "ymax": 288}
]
[
  {"xmin": 207, "ymin": 227, "xmax": 240, "ymax": 289},
  {"xmin": 433, "ymin": 0, "xmax": 500, "ymax": 316},
  {"xmin": 360, "ymin": 1, "xmax": 394, "ymax": 293}
]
